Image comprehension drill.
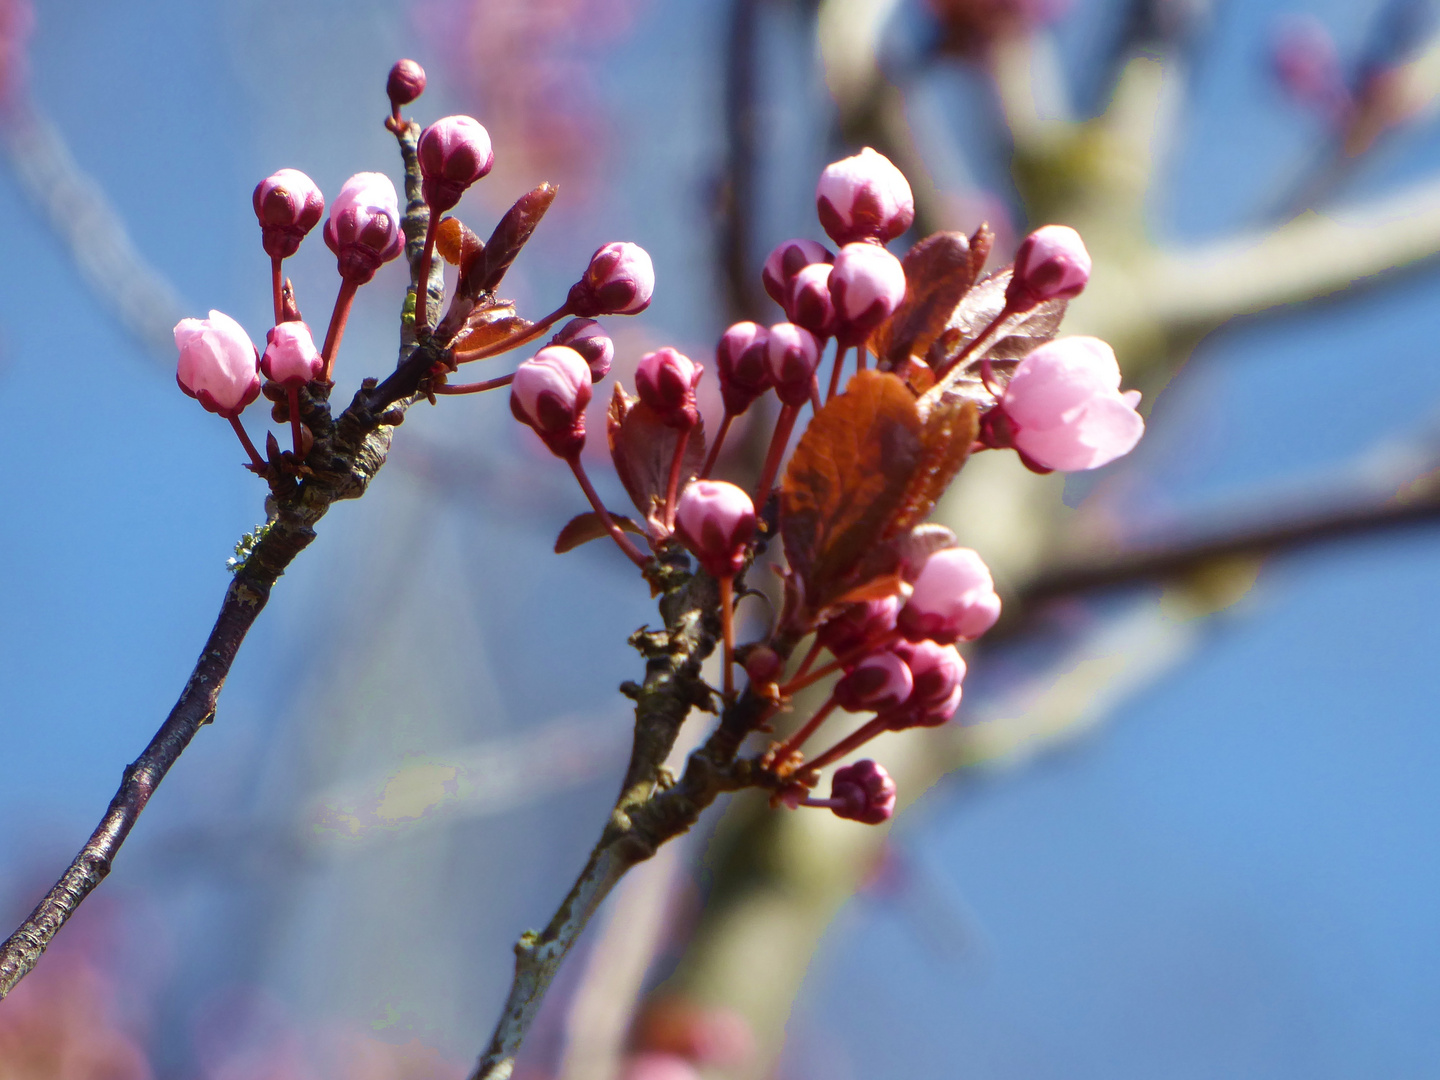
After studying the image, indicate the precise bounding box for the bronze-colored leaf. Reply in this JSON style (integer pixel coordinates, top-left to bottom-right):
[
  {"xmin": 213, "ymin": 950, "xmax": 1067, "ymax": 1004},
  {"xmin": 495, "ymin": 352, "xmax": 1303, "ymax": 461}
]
[
  {"xmin": 928, "ymin": 268, "xmax": 1067, "ymax": 376},
  {"xmin": 891, "ymin": 395, "xmax": 979, "ymax": 535},
  {"xmin": 460, "ymin": 183, "xmax": 558, "ymax": 299},
  {"xmin": 871, "ymin": 231, "xmax": 978, "ymax": 371},
  {"xmin": 555, "ymin": 510, "xmax": 645, "ymax": 553},
  {"xmin": 779, "ymin": 370, "xmax": 926, "ymax": 615},
  {"xmin": 450, "ymin": 301, "xmax": 531, "ymax": 354},
  {"xmin": 607, "ymin": 385, "xmax": 706, "ymax": 530},
  {"xmin": 435, "ymin": 216, "xmax": 483, "ymax": 268}
]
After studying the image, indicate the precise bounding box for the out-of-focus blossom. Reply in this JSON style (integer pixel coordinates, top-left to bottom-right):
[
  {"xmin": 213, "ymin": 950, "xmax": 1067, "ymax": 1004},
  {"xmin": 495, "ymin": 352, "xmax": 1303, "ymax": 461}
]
[
  {"xmin": 567, "ymin": 241, "xmax": 654, "ymax": 317},
  {"xmin": 998, "ymin": 336, "xmax": 1144, "ymax": 472},
  {"xmin": 815, "ymin": 147, "xmax": 914, "ymax": 246},
  {"xmin": 175, "ymin": 310, "xmax": 260, "ymax": 418},
  {"xmin": 926, "ymin": 0, "xmax": 1069, "ymax": 57}
]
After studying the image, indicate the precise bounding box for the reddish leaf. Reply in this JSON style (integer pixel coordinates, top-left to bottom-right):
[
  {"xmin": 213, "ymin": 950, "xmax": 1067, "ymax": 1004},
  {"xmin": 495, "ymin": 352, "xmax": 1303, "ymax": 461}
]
[
  {"xmin": 555, "ymin": 510, "xmax": 646, "ymax": 553},
  {"xmin": 435, "ymin": 216, "xmax": 484, "ymax": 268},
  {"xmin": 607, "ymin": 383, "xmax": 706, "ymax": 531},
  {"xmin": 779, "ymin": 370, "xmax": 927, "ymax": 615},
  {"xmin": 892, "ymin": 394, "xmax": 979, "ymax": 535},
  {"xmin": 460, "ymin": 183, "xmax": 558, "ymax": 299},
  {"xmin": 927, "ymin": 267, "xmax": 1067, "ymax": 374},
  {"xmin": 451, "ymin": 302, "xmax": 531, "ymax": 354},
  {"xmin": 871, "ymin": 231, "xmax": 979, "ymax": 371}
]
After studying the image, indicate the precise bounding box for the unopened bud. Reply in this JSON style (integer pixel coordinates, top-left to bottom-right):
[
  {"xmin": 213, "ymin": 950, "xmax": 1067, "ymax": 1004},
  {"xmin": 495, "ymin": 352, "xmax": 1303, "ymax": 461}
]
[
  {"xmin": 550, "ymin": 318, "xmax": 614, "ymax": 382},
  {"xmin": 419, "ymin": 115, "xmax": 495, "ymax": 213},
  {"xmin": 387, "ymin": 59, "xmax": 427, "ymax": 109},
  {"xmin": 674, "ymin": 480, "xmax": 756, "ymax": 580},
  {"xmin": 253, "ymin": 169, "xmax": 324, "ymax": 260},
  {"xmin": 567, "ymin": 242, "xmax": 655, "ymax": 317},
  {"xmin": 510, "ymin": 345, "xmax": 592, "ymax": 458},
  {"xmin": 260, "ymin": 321, "xmax": 322, "ymax": 388},
  {"xmin": 897, "ymin": 547, "xmax": 1001, "ymax": 644},
  {"xmin": 174, "ymin": 310, "xmax": 261, "ymax": 419},
  {"xmin": 1004, "ymin": 224, "xmax": 1091, "ymax": 311},
  {"xmin": 324, "ymin": 172, "xmax": 403, "ymax": 284},
  {"xmin": 786, "ymin": 262, "xmax": 837, "ymax": 338},
  {"xmin": 761, "ymin": 238, "xmax": 832, "ymax": 307},
  {"xmin": 890, "ymin": 639, "xmax": 966, "ymax": 728},
  {"xmin": 833, "ymin": 651, "xmax": 913, "ymax": 714},
  {"xmin": 766, "ymin": 322, "xmax": 821, "ymax": 407},
  {"xmin": 829, "ymin": 242, "xmax": 906, "ymax": 344},
  {"xmin": 635, "ymin": 347, "xmax": 703, "ymax": 429},
  {"xmin": 815, "ymin": 147, "xmax": 914, "ymax": 246},
  {"xmin": 828, "ymin": 760, "xmax": 897, "ymax": 824},
  {"xmin": 816, "ymin": 596, "xmax": 901, "ymax": 657},
  {"xmin": 715, "ymin": 321, "xmax": 772, "ymax": 415},
  {"xmin": 743, "ymin": 645, "xmax": 782, "ymax": 685}
]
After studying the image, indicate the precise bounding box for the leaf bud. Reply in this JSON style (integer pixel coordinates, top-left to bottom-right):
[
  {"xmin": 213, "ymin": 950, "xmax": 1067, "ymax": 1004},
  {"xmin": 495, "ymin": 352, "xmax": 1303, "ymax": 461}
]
[
  {"xmin": 567, "ymin": 241, "xmax": 655, "ymax": 317},
  {"xmin": 419, "ymin": 115, "xmax": 495, "ymax": 213},
  {"xmin": 674, "ymin": 480, "xmax": 756, "ymax": 580},
  {"xmin": 715, "ymin": 321, "xmax": 772, "ymax": 415},
  {"xmin": 815, "ymin": 147, "xmax": 914, "ymax": 246},
  {"xmin": 509, "ymin": 345, "xmax": 592, "ymax": 458},
  {"xmin": 635, "ymin": 347, "xmax": 703, "ymax": 429},
  {"xmin": 253, "ymin": 169, "xmax": 325, "ymax": 260},
  {"xmin": 765, "ymin": 322, "xmax": 821, "ymax": 407},
  {"xmin": 174, "ymin": 310, "xmax": 260, "ymax": 419},
  {"xmin": 1004, "ymin": 224, "xmax": 1091, "ymax": 311}
]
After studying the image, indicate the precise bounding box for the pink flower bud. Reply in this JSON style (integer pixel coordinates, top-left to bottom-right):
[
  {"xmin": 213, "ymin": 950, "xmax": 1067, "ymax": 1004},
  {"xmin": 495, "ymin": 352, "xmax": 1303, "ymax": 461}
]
[
  {"xmin": 510, "ymin": 345, "xmax": 592, "ymax": 458},
  {"xmin": 419, "ymin": 115, "xmax": 495, "ymax": 213},
  {"xmin": 815, "ymin": 147, "xmax": 915, "ymax": 246},
  {"xmin": 828, "ymin": 242, "xmax": 906, "ymax": 344},
  {"xmin": 833, "ymin": 651, "xmax": 914, "ymax": 714},
  {"xmin": 386, "ymin": 58, "xmax": 427, "ymax": 108},
  {"xmin": 786, "ymin": 262, "xmax": 837, "ymax": 338},
  {"xmin": 898, "ymin": 547, "xmax": 1001, "ymax": 644},
  {"xmin": 1004, "ymin": 224, "xmax": 1091, "ymax": 311},
  {"xmin": 828, "ymin": 760, "xmax": 897, "ymax": 825},
  {"xmin": 323, "ymin": 172, "xmax": 403, "ymax": 284},
  {"xmin": 998, "ymin": 336, "xmax": 1144, "ymax": 472},
  {"xmin": 550, "ymin": 318, "xmax": 614, "ymax": 382},
  {"xmin": 260, "ymin": 321, "xmax": 322, "ymax": 388},
  {"xmin": 889, "ymin": 639, "xmax": 966, "ymax": 728},
  {"xmin": 674, "ymin": 480, "xmax": 756, "ymax": 579},
  {"xmin": 567, "ymin": 242, "xmax": 655, "ymax": 317},
  {"xmin": 761, "ymin": 238, "xmax": 832, "ymax": 307},
  {"xmin": 174, "ymin": 310, "xmax": 261, "ymax": 419},
  {"xmin": 635, "ymin": 347, "xmax": 703, "ymax": 429},
  {"xmin": 252, "ymin": 169, "xmax": 324, "ymax": 260},
  {"xmin": 715, "ymin": 321, "xmax": 772, "ymax": 415},
  {"xmin": 766, "ymin": 322, "xmax": 821, "ymax": 407},
  {"xmin": 816, "ymin": 596, "xmax": 901, "ymax": 657}
]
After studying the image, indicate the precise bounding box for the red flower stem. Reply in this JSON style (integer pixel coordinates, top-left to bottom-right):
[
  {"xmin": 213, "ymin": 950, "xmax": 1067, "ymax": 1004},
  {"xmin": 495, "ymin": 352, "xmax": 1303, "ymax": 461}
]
[
  {"xmin": 432, "ymin": 371, "xmax": 516, "ymax": 395},
  {"xmin": 451, "ymin": 306, "xmax": 568, "ymax": 363},
  {"xmin": 777, "ymin": 629, "xmax": 902, "ymax": 697},
  {"xmin": 228, "ymin": 415, "xmax": 267, "ymax": 471},
  {"xmin": 720, "ymin": 575, "xmax": 736, "ymax": 700},
  {"xmin": 320, "ymin": 278, "xmax": 359, "ymax": 382},
  {"xmin": 663, "ymin": 423, "xmax": 693, "ymax": 530},
  {"xmin": 797, "ymin": 796, "xmax": 842, "ymax": 810},
  {"xmin": 566, "ymin": 453, "xmax": 648, "ymax": 569},
  {"xmin": 809, "ymin": 377, "xmax": 822, "ymax": 414},
  {"xmin": 826, "ymin": 339, "xmax": 845, "ymax": 402},
  {"xmin": 701, "ymin": 410, "xmax": 733, "ymax": 479},
  {"xmin": 801, "ymin": 716, "xmax": 889, "ymax": 776},
  {"xmin": 936, "ymin": 305, "xmax": 1014, "ymax": 379},
  {"xmin": 856, "ymin": 343, "xmax": 868, "ymax": 371},
  {"xmin": 792, "ymin": 637, "xmax": 824, "ymax": 681},
  {"xmin": 770, "ymin": 697, "xmax": 838, "ymax": 764},
  {"xmin": 414, "ymin": 216, "xmax": 439, "ymax": 333},
  {"xmin": 286, "ymin": 385, "xmax": 303, "ymax": 457},
  {"xmin": 753, "ymin": 403, "xmax": 798, "ymax": 509},
  {"xmin": 270, "ymin": 255, "xmax": 284, "ymax": 326}
]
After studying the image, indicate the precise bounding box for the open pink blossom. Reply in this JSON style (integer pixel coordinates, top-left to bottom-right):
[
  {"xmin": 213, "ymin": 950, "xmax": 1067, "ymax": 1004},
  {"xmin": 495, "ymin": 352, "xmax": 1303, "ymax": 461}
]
[
  {"xmin": 898, "ymin": 547, "xmax": 1001, "ymax": 644},
  {"xmin": 510, "ymin": 345, "xmax": 592, "ymax": 458},
  {"xmin": 828, "ymin": 242, "xmax": 906, "ymax": 343},
  {"xmin": 1005, "ymin": 224, "xmax": 1091, "ymax": 311},
  {"xmin": 674, "ymin": 480, "xmax": 756, "ymax": 579},
  {"xmin": 715, "ymin": 321, "xmax": 772, "ymax": 415},
  {"xmin": 834, "ymin": 651, "xmax": 913, "ymax": 714},
  {"xmin": 761, "ymin": 238, "xmax": 832, "ymax": 307},
  {"xmin": 252, "ymin": 169, "xmax": 324, "ymax": 260},
  {"xmin": 567, "ymin": 241, "xmax": 655, "ymax": 317},
  {"xmin": 635, "ymin": 347, "xmax": 702, "ymax": 429},
  {"xmin": 550, "ymin": 318, "xmax": 613, "ymax": 382},
  {"xmin": 999, "ymin": 336, "xmax": 1144, "ymax": 471},
  {"xmin": 260, "ymin": 321, "xmax": 322, "ymax": 388},
  {"xmin": 829, "ymin": 760, "xmax": 897, "ymax": 824},
  {"xmin": 418, "ymin": 115, "xmax": 494, "ymax": 212},
  {"xmin": 323, "ymin": 172, "xmax": 403, "ymax": 284},
  {"xmin": 816, "ymin": 147, "xmax": 914, "ymax": 245},
  {"xmin": 766, "ymin": 322, "xmax": 821, "ymax": 406},
  {"xmin": 175, "ymin": 310, "xmax": 260, "ymax": 418}
]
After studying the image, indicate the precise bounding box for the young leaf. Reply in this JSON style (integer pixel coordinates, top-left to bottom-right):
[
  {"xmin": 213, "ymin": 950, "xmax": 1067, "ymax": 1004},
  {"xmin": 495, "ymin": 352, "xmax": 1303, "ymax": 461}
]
[
  {"xmin": 871, "ymin": 231, "xmax": 978, "ymax": 371},
  {"xmin": 555, "ymin": 510, "xmax": 646, "ymax": 553},
  {"xmin": 929, "ymin": 267, "xmax": 1067, "ymax": 375},
  {"xmin": 607, "ymin": 384, "xmax": 705, "ymax": 531},
  {"xmin": 450, "ymin": 302, "xmax": 531, "ymax": 354},
  {"xmin": 779, "ymin": 370, "xmax": 927, "ymax": 615},
  {"xmin": 435, "ymin": 216, "xmax": 484, "ymax": 268},
  {"xmin": 459, "ymin": 182, "xmax": 558, "ymax": 299}
]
